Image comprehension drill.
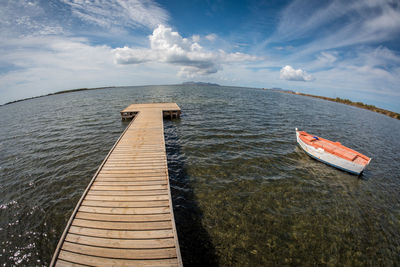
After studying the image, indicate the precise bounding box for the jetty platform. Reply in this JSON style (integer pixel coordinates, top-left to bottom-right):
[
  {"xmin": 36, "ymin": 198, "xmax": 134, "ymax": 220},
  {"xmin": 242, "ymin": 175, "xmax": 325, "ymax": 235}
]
[{"xmin": 51, "ymin": 103, "xmax": 182, "ymax": 266}]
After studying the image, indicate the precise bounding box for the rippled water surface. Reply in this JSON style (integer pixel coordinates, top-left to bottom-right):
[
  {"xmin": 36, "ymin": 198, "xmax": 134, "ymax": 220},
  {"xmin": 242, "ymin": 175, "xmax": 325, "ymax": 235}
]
[{"xmin": 0, "ymin": 85, "xmax": 399, "ymax": 266}]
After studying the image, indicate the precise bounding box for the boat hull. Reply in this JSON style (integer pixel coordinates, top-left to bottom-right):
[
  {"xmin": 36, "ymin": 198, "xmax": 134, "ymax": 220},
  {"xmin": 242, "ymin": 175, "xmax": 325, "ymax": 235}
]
[{"xmin": 296, "ymin": 130, "xmax": 367, "ymax": 175}]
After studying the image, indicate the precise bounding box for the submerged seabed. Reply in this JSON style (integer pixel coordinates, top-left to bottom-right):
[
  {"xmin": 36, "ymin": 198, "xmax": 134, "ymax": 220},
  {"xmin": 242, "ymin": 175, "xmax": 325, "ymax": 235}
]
[{"xmin": 0, "ymin": 85, "xmax": 399, "ymax": 266}]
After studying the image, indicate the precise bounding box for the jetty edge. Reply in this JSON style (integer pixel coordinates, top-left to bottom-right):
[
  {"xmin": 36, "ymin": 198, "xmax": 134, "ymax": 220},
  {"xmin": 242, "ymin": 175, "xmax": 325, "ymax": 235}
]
[{"xmin": 51, "ymin": 103, "xmax": 182, "ymax": 266}]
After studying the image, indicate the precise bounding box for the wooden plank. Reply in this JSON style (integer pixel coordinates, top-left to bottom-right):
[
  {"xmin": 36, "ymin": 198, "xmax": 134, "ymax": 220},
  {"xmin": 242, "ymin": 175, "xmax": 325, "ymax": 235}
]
[
  {"xmin": 90, "ymin": 185, "xmax": 167, "ymax": 191},
  {"xmin": 108, "ymin": 151, "xmax": 165, "ymax": 153},
  {"xmin": 106, "ymin": 157, "xmax": 167, "ymax": 161},
  {"xmin": 58, "ymin": 251, "xmax": 179, "ymax": 266},
  {"xmin": 105, "ymin": 158, "xmax": 167, "ymax": 161},
  {"xmin": 68, "ymin": 226, "xmax": 174, "ymax": 239},
  {"xmin": 55, "ymin": 259, "xmax": 87, "ymax": 267},
  {"xmin": 93, "ymin": 181, "xmax": 167, "ymax": 186},
  {"xmin": 102, "ymin": 165, "xmax": 167, "ymax": 169},
  {"xmin": 108, "ymin": 154, "xmax": 166, "ymax": 157},
  {"xmin": 121, "ymin": 102, "xmax": 180, "ymax": 112},
  {"xmin": 87, "ymin": 190, "xmax": 169, "ymax": 196},
  {"xmin": 107, "ymin": 153, "xmax": 165, "ymax": 155},
  {"xmin": 107, "ymin": 154, "xmax": 166, "ymax": 156},
  {"xmin": 111, "ymin": 144, "xmax": 164, "ymax": 146},
  {"xmin": 66, "ymin": 233, "xmax": 175, "ymax": 249},
  {"xmin": 82, "ymin": 199, "xmax": 169, "ymax": 208},
  {"xmin": 106, "ymin": 155, "xmax": 166, "ymax": 158},
  {"xmin": 75, "ymin": 212, "xmax": 171, "ymax": 222},
  {"xmin": 102, "ymin": 163, "xmax": 167, "ymax": 166},
  {"xmin": 113, "ymin": 143, "xmax": 164, "ymax": 145},
  {"xmin": 111, "ymin": 151, "xmax": 166, "ymax": 154},
  {"xmin": 72, "ymin": 219, "xmax": 172, "ymax": 230},
  {"xmin": 119, "ymin": 135, "xmax": 163, "ymax": 138},
  {"xmin": 103, "ymin": 161, "xmax": 168, "ymax": 165},
  {"xmin": 115, "ymin": 143, "xmax": 164, "ymax": 146},
  {"xmin": 62, "ymin": 242, "xmax": 177, "ymax": 259},
  {"xmin": 112, "ymin": 146, "xmax": 165, "ymax": 149},
  {"xmin": 106, "ymin": 157, "xmax": 166, "ymax": 160},
  {"xmin": 107, "ymin": 158, "xmax": 166, "ymax": 162},
  {"xmin": 115, "ymin": 142, "xmax": 164, "ymax": 144},
  {"xmin": 94, "ymin": 178, "xmax": 167, "ymax": 182},
  {"xmin": 117, "ymin": 138, "xmax": 164, "ymax": 141},
  {"xmin": 96, "ymin": 173, "xmax": 167, "ymax": 178},
  {"xmin": 107, "ymin": 151, "xmax": 165, "ymax": 154},
  {"xmin": 99, "ymin": 170, "xmax": 167, "ymax": 174},
  {"xmin": 84, "ymin": 194, "xmax": 169, "ymax": 201},
  {"xmin": 78, "ymin": 206, "xmax": 170, "ymax": 214},
  {"xmin": 108, "ymin": 142, "xmax": 163, "ymax": 146},
  {"xmin": 101, "ymin": 167, "xmax": 167, "ymax": 171},
  {"xmin": 103, "ymin": 163, "xmax": 167, "ymax": 166},
  {"xmin": 95, "ymin": 177, "xmax": 166, "ymax": 182}
]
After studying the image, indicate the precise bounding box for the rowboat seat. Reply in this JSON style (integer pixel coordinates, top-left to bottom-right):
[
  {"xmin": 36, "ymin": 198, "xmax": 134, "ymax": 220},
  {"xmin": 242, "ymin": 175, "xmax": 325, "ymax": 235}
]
[
  {"xmin": 321, "ymin": 144, "xmax": 336, "ymax": 154},
  {"xmin": 339, "ymin": 151, "xmax": 357, "ymax": 161}
]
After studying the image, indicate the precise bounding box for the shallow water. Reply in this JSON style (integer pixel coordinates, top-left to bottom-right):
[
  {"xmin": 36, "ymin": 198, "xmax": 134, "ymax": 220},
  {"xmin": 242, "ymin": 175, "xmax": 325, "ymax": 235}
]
[{"xmin": 0, "ymin": 85, "xmax": 399, "ymax": 266}]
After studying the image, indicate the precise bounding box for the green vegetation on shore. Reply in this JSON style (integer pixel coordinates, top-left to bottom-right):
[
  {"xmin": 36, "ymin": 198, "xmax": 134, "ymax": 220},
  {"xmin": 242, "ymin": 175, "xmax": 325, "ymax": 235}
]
[{"xmin": 281, "ymin": 90, "xmax": 400, "ymax": 120}]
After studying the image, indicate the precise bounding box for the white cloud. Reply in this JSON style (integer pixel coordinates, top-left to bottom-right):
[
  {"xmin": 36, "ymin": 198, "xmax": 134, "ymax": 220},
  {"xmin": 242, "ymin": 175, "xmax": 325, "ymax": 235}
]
[
  {"xmin": 280, "ymin": 65, "xmax": 314, "ymax": 82},
  {"xmin": 61, "ymin": 0, "xmax": 169, "ymax": 29},
  {"xmin": 285, "ymin": 46, "xmax": 400, "ymax": 106},
  {"xmin": 112, "ymin": 46, "xmax": 155, "ymax": 64},
  {"xmin": 266, "ymin": 0, "xmax": 400, "ymax": 54},
  {"xmin": 112, "ymin": 25, "xmax": 258, "ymax": 77},
  {"xmin": 337, "ymin": 47, "xmax": 400, "ymax": 84},
  {"xmin": 0, "ymin": 0, "xmax": 64, "ymax": 37},
  {"xmin": 205, "ymin": 33, "xmax": 217, "ymax": 42},
  {"xmin": 317, "ymin": 52, "xmax": 337, "ymax": 65},
  {"xmin": 306, "ymin": 51, "xmax": 339, "ymax": 70},
  {"xmin": 0, "ymin": 35, "xmax": 181, "ymax": 104},
  {"xmin": 274, "ymin": 46, "xmax": 294, "ymax": 51},
  {"xmin": 192, "ymin": 35, "xmax": 200, "ymax": 42}
]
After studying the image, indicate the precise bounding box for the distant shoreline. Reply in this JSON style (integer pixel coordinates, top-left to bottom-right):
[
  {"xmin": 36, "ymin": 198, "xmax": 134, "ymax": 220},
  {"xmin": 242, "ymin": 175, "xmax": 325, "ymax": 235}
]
[
  {"xmin": 277, "ymin": 90, "xmax": 400, "ymax": 120},
  {"xmin": 3, "ymin": 85, "xmax": 399, "ymax": 120},
  {"xmin": 1, "ymin": 86, "xmax": 116, "ymax": 106},
  {"xmin": 1, "ymin": 82, "xmax": 221, "ymax": 107}
]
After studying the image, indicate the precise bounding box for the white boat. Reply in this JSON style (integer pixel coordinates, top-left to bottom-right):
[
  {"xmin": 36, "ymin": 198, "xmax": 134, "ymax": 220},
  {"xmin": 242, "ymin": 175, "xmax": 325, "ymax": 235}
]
[{"xmin": 296, "ymin": 128, "xmax": 371, "ymax": 175}]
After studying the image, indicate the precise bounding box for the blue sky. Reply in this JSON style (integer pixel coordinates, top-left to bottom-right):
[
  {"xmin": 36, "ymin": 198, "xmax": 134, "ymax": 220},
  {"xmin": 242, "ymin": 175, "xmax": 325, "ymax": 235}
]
[{"xmin": 1, "ymin": 0, "xmax": 400, "ymax": 112}]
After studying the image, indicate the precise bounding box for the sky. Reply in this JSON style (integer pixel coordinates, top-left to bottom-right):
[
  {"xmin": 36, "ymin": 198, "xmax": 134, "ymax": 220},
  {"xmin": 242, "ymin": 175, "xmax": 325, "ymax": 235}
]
[{"xmin": 0, "ymin": 0, "xmax": 399, "ymax": 112}]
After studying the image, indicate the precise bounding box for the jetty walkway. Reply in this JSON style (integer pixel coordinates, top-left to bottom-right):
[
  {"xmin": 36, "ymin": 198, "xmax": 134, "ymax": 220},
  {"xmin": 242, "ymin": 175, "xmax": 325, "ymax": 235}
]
[{"xmin": 51, "ymin": 103, "xmax": 182, "ymax": 266}]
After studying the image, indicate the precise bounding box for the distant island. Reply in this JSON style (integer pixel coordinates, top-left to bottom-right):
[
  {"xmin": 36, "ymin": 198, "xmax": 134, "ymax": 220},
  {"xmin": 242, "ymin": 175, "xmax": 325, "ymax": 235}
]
[
  {"xmin": 182, "ymin": 81, "xmax": 220, "ymax": 86},
  {"xmin": 273, "ymin": 89, "xmax": 400, "ymax": 120}
]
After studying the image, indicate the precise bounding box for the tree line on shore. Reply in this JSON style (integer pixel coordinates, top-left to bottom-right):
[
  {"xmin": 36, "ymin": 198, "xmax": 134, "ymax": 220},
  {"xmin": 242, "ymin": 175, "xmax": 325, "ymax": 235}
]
[{"xmin": 285, "ymin": 91, "xmax": 400, "ymax": 120}]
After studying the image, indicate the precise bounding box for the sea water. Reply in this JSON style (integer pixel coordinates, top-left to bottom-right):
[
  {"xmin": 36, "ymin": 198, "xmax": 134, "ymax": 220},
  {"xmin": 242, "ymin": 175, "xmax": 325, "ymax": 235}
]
[{"xmin": 0, "ymin": 85, "xmax": 399, "ymax": 266}]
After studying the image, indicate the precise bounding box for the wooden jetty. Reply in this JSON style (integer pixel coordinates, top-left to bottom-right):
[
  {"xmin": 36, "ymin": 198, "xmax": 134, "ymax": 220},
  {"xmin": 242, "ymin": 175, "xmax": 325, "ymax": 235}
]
[{"xmin": 51, "ymin": 103, "xmax": 182, "ymax": 267}]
